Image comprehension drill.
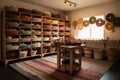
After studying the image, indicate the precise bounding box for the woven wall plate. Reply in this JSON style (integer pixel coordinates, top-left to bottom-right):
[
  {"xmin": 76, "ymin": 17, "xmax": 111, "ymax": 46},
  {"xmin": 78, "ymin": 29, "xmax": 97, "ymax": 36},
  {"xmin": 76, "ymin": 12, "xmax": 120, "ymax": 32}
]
[
  {"xmin": 105, "ymin": 22, "xmax": 114, "ymax": 30},
  {"xmin": 72, "ymin": 20, "xmax": 78, "ymax": 29},
  {"xmin": 83, "ymin": 20, "xmax": 89, "ymax": 27},
  {"xmin": 89, "ymin": 16, "xmax": 96, "ymax": 24},
  {"xmin": 96, "ymin": 18, "xmax": 105, "ymax": 27},
  {"xmin": 113, "ymin": 17, "xmax": 120, "ymax": 27},
  {"xmin": 78, "ymin": 23, "xmax": 83, "ymax": 30},
  {"xmin": 78, "ymin": 18, "xmax": 83, "ymax": 24},
  {"xmin": 106, "ymin": 13, "xmax": 115, "ymax": 22}
]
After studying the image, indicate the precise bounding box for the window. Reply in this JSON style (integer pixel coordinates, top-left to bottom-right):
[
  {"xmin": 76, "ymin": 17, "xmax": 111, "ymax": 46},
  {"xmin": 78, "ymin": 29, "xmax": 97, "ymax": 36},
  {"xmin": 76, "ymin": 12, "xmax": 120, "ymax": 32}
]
[{"xmin": 75, "ymin": 15, "xmax": 105, "ymax": 40}]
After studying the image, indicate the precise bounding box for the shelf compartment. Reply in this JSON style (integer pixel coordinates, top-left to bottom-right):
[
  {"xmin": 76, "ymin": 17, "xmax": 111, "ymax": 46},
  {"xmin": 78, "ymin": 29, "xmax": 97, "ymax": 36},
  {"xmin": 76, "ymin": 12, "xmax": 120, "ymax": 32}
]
[{"xmin": 6, "ymin": 44, "xmax": 19, "ymax": 51}]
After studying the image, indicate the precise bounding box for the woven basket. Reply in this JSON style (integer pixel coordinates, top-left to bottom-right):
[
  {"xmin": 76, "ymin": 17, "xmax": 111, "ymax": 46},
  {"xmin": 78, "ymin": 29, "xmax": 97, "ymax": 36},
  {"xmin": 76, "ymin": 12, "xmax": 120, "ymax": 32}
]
[
  {"xmin": 107, "ymin": 48, "xmax": 120, "ymax": 62},
  {"xmin": 93, "ymin": 48, "xmax": 104, "ymax": 59}
]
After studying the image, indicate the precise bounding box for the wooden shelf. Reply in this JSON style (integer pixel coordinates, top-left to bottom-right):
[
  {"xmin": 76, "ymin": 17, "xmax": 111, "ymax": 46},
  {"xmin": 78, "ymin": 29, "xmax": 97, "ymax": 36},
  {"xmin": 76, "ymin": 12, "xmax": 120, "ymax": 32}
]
[{"xmin": 1, "ymin": 8, "xmax": 71, "ymax": 65}]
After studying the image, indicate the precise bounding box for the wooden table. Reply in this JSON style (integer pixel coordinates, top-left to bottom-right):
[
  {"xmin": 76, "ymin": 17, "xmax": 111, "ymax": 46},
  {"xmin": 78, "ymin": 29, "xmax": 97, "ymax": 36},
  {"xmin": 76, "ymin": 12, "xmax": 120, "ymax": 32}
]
[{"xmin": 57, "ymin": 45, "xmax": 81, "ymax": 74}]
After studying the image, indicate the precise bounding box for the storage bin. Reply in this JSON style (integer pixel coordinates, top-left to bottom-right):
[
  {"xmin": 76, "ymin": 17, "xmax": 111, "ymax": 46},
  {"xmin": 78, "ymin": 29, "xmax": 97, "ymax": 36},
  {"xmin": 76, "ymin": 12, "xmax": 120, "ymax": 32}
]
[
  {"xmin": 65, "ymin": 32, "xmax": 70, "ymax": 36},
  {"xmin": 7, "ymin": 37, "xmax": 19, "ymax": 42},
  {"xmin": 20, "ymin": 30, "xmax": 31, "ymax": 35},
  {"xmin": 32, "ymin": 24, "xmax": 41, "ymax": 28},
  {"xmin": 5, "ymin": 6, "xmax": 18, "ymax": 12},
  {"xmin": 32, "ymin": 42, "xmax": 41, "ymax": 48},
  {"xmin": 65, "ymin": 37, "xmax": 70, "ymax": 41},
  {"xmin": 6, "ymin": 29, "xmax": 19, "ymax": 35},
  {"xmin": 93, "ymin": 48, "xmax": 104, "ymax": 59},
  {"xmin": 20, "ymin": 50, "xmax": 28, "ymax": 58},
  {"xmin": 59, "ymin": 32, "xmax": 64, "ymax": 35},
  {"xmin": 32, "ymin": 37, "xmax": 41, "ymax": 41},
  {"xmin": 43, "ymin": 37, "xmax": 50, "ymax": 41},
  {"xmin": 52, "ymin": 31, "xmax": 59, "ymax": 35},
  {"xmin": 7, "ymin": 45, "xmax": 19, "ymax": 51},
  {"xmin": 20, "ymin": 15, "xmax": 31, "ymax": 21},
  {"xmin": 107, "ymin": 48, "xmax": 120, "ymax": 63},
  {"xmin": 52, "ymin": 20, "xmax": 59, "ymax": 25},
  {"xmin": 43, "ymin": 48, "xmax": 48, "ymax": 53},
  {"xmin": 31, "ymin": 50, "xmax": 37, "ymax": 56},
  {"xmin": 35, "ymin": 31, "xmax": 41, "ymax": 35},
  {"xmin": 52, "ymin": 37, "xmax": 59, "ymax": 41},
  {"xmin": 32, "ymin": 18, "xmax": 42, "ymax": 22},
  {"xmin": 20, "ymin": 38, "xmax": 31, "ymax": 42},
  {"xmin": 20, "ymin": 44, "xmax": 31, "ymax": 49},
  {"xmin": 84, "ymin": 47, "xmax": 93, "ymax": 58},
  {"xmin": 31, "ymin": 9, "xmax": 42, "ymax": 14},
  {"xmin": 6, "ymin": 53, "xmax": 16, "ymax": 59},
  {"xmin": 19, "ymin": 23, "xmax": 32, "ymax": 27},
  {"xmin": 43, "ymin": 31, "xmax": 51, "ymax": 35},
  {"xmin": 43, "ymin": 25, "xmax": 51, "ymax": 28},
  {"xmin": 7, "ymin": 22, "xmax": 19, "ymax": 27},
  {"xmin": 59, "ymin": 21, "xmax": 65, "ymax": 25},
  {"xmin": 52, "ymin": 26, "xmax": 59, "ymax": 30},
  {"xmin": 43, "ymin": 43, "xmax": 51, "ymax": 46},
  {"xmin": 43, "ymin": 11, "xmax": 51, "ymax": 17},
  {"xmin": 59, "ymin": 27, "xmax": 64, "ymax": 30},
  {"xmin": 43, "ymin": 18, "xmax": 51, "ymax": 23},
  {"xmin": 19, "ymin": 8, "xmax": 31, "ymax": 13},
  {"xmin": 65, "ymin": 27, "xmax": 70, "ymax": 31},
  {"xmin": 6, "ymin": 13, "xmax": 19, "ymax": 19}
]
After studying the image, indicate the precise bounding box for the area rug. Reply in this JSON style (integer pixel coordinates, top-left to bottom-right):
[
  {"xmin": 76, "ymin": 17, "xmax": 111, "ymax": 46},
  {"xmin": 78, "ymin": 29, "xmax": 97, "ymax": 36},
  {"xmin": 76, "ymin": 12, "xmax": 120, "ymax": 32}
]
[{"xmin": 9, "ymin": 55, "xmax": 113, "ymax": 80}]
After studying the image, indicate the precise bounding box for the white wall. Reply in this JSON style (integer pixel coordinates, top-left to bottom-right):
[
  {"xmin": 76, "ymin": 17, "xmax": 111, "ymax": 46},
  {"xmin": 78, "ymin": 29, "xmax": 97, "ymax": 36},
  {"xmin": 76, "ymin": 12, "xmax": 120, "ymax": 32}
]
[
  {"xmin": 0, "ymin": 0, "xmax": 63, "ymax": 14},
  {"xmin": 67, "ymin": 0, "xmax": 120, "ymax": 40}
]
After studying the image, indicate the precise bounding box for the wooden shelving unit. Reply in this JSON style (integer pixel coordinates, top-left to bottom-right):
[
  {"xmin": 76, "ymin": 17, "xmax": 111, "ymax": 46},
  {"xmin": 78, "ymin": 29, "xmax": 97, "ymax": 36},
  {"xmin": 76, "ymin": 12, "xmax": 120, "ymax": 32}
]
[{"xmin": 1, "ymin": 7, "xmax": 71, "ymax": 65}]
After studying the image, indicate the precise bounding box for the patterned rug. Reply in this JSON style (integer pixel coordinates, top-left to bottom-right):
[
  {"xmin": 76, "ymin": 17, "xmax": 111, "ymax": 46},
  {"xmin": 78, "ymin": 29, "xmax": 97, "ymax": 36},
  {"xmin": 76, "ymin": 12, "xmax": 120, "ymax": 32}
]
[{"xmin": 9, "ymin": 55, "xmax": 113, "ymax": 80}]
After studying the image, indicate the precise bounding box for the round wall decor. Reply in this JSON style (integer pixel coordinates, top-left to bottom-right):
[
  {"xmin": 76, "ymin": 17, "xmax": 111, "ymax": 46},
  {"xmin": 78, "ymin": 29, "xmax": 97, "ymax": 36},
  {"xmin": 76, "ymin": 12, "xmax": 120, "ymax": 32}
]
[
  {"xmin": 78, "ymin": 23, "xmax": 83, "ymax": 30},
  {"xmin": 78, "ymin": 18, "xmax": 83, "ymax": 24},
  {"xmin": 72, "ymin": 20, "xmax": 78, "ymax": 29},
  {"xmin": 113, "ymin": 17, "xmax": 120, "ymax": 27},
  {"xmin": 106, "ymin": 13, "xmax": 115, "ymax": 22},
  {"xmin": 83, "ymin": 20, "xmax": 89, "ymax": 27},
  {"xmin": 105, "ymin": 22, "xmax": 114, "ymax": 30},
  {"xmin": 89, "ymin": 16, "xmax": 96, "ymax": 24},
  {"xmin": 96, "ymin": 18, "xmax": 105, "ymax": 27}
]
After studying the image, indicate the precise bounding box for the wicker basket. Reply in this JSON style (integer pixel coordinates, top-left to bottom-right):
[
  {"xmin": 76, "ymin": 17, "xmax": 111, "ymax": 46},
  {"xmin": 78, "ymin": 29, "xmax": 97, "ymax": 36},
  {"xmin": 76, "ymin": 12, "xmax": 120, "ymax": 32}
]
[
  {"xmin": 5, "ymin": 6, "xmax": 18, "ymax": 12},
  {"xmin": 43, "ymin": 31, "xmax": 51, "ymax": 35},
  {"xmin": 32, "ymin": 42, "xmax": 41, "ymax": 48},
  {"xmin": 7, "ymin": 38, "xmax": 19, "ymax": 42},
  {"xmin": 107, "ymin": 48, "xmax": 120, "ymax": 62},
  {"xmin": 7, "ymin": 22, "xmax": 19, "ymax": 27},
  {"xmin": 31, "ymin": 50, "xmax": 37, "ymax": 56},
  {"xmin": 20, "ymin": 38, "xmax": 31, "ymax": 42},
  {"xmin": 93, "ymin": 48, "xmax": 104, "ymax": 59},
  {"xmin": 20, "ymin": 50, "xmax": 28, "ymax": 58},
  {"xmin": 32, "ymin": 18, "xmax": 42, "ymax": 22},
  {"xmin": 84, "ymin": 47, "xmax": 93, "ymax": 58},
  {"xmin": 52, "ymin": 20, "xmax": 59, "ymax": 25},
  {"xmin": 7, "ymin": 45, "xmax": 19, "ymax": 51}
]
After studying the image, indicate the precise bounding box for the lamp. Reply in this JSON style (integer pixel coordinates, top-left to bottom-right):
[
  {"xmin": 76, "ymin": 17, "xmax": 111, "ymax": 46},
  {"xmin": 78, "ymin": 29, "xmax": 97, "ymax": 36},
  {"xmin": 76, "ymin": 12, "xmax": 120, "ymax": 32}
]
[{"xmin": 64, "ymin": 0, "xmax": 77, "ymax": 7}]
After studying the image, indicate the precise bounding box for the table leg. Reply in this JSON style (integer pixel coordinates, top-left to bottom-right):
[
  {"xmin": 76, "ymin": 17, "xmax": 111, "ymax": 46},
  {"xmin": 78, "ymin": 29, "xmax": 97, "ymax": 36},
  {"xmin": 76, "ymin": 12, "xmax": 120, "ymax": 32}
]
[
  {"xmin": 70, "ymin": 49, "xmax": 73, "ymax": 74},
  {"xmin": 57, "ymin": 48, "xmax": 60, "ymax": 70}
]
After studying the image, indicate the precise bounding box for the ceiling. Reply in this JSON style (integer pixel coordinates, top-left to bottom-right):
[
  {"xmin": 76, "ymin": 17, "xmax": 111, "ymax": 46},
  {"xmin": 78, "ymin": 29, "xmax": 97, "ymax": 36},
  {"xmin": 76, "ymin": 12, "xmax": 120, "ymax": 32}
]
[{"xmin": 15, "ymin": 0, "xmax": 115, "ymax": 12}]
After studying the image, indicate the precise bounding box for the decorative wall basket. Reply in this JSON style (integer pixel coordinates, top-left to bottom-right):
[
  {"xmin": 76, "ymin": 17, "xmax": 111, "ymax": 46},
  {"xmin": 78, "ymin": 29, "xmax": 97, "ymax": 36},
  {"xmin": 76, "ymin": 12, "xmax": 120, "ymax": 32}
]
[
  {"xmin": 78, "ymin": 18, "xmax": 83, "ymax": 24},
  {"xmin": 83, "ymin": 20, "xmax": 89, "ymax": 27},
  {"xmin": 105, "ymin": 22, "xmax": 114, "ymax": 30},
  {"xmin": 106, "ymin": 13, "xmax": 115, "ymax": 22},
  {"xmin": 72, "ymin": 20, "xmax": 78, "ymax": 29},
  {"xmin": 96, "ymin": 18, "xmax": 105, "ymax": 27},
  {"xmin": 78, "ymin": 23, "xmax": 83, "ymax": 30},
  {"xmin": 89, "ymin": 16, "xmax": 96, "ymax": 24},
  {"xmin": 113, "ymin": 17, "xmax": 120, "ymax": 27}
]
